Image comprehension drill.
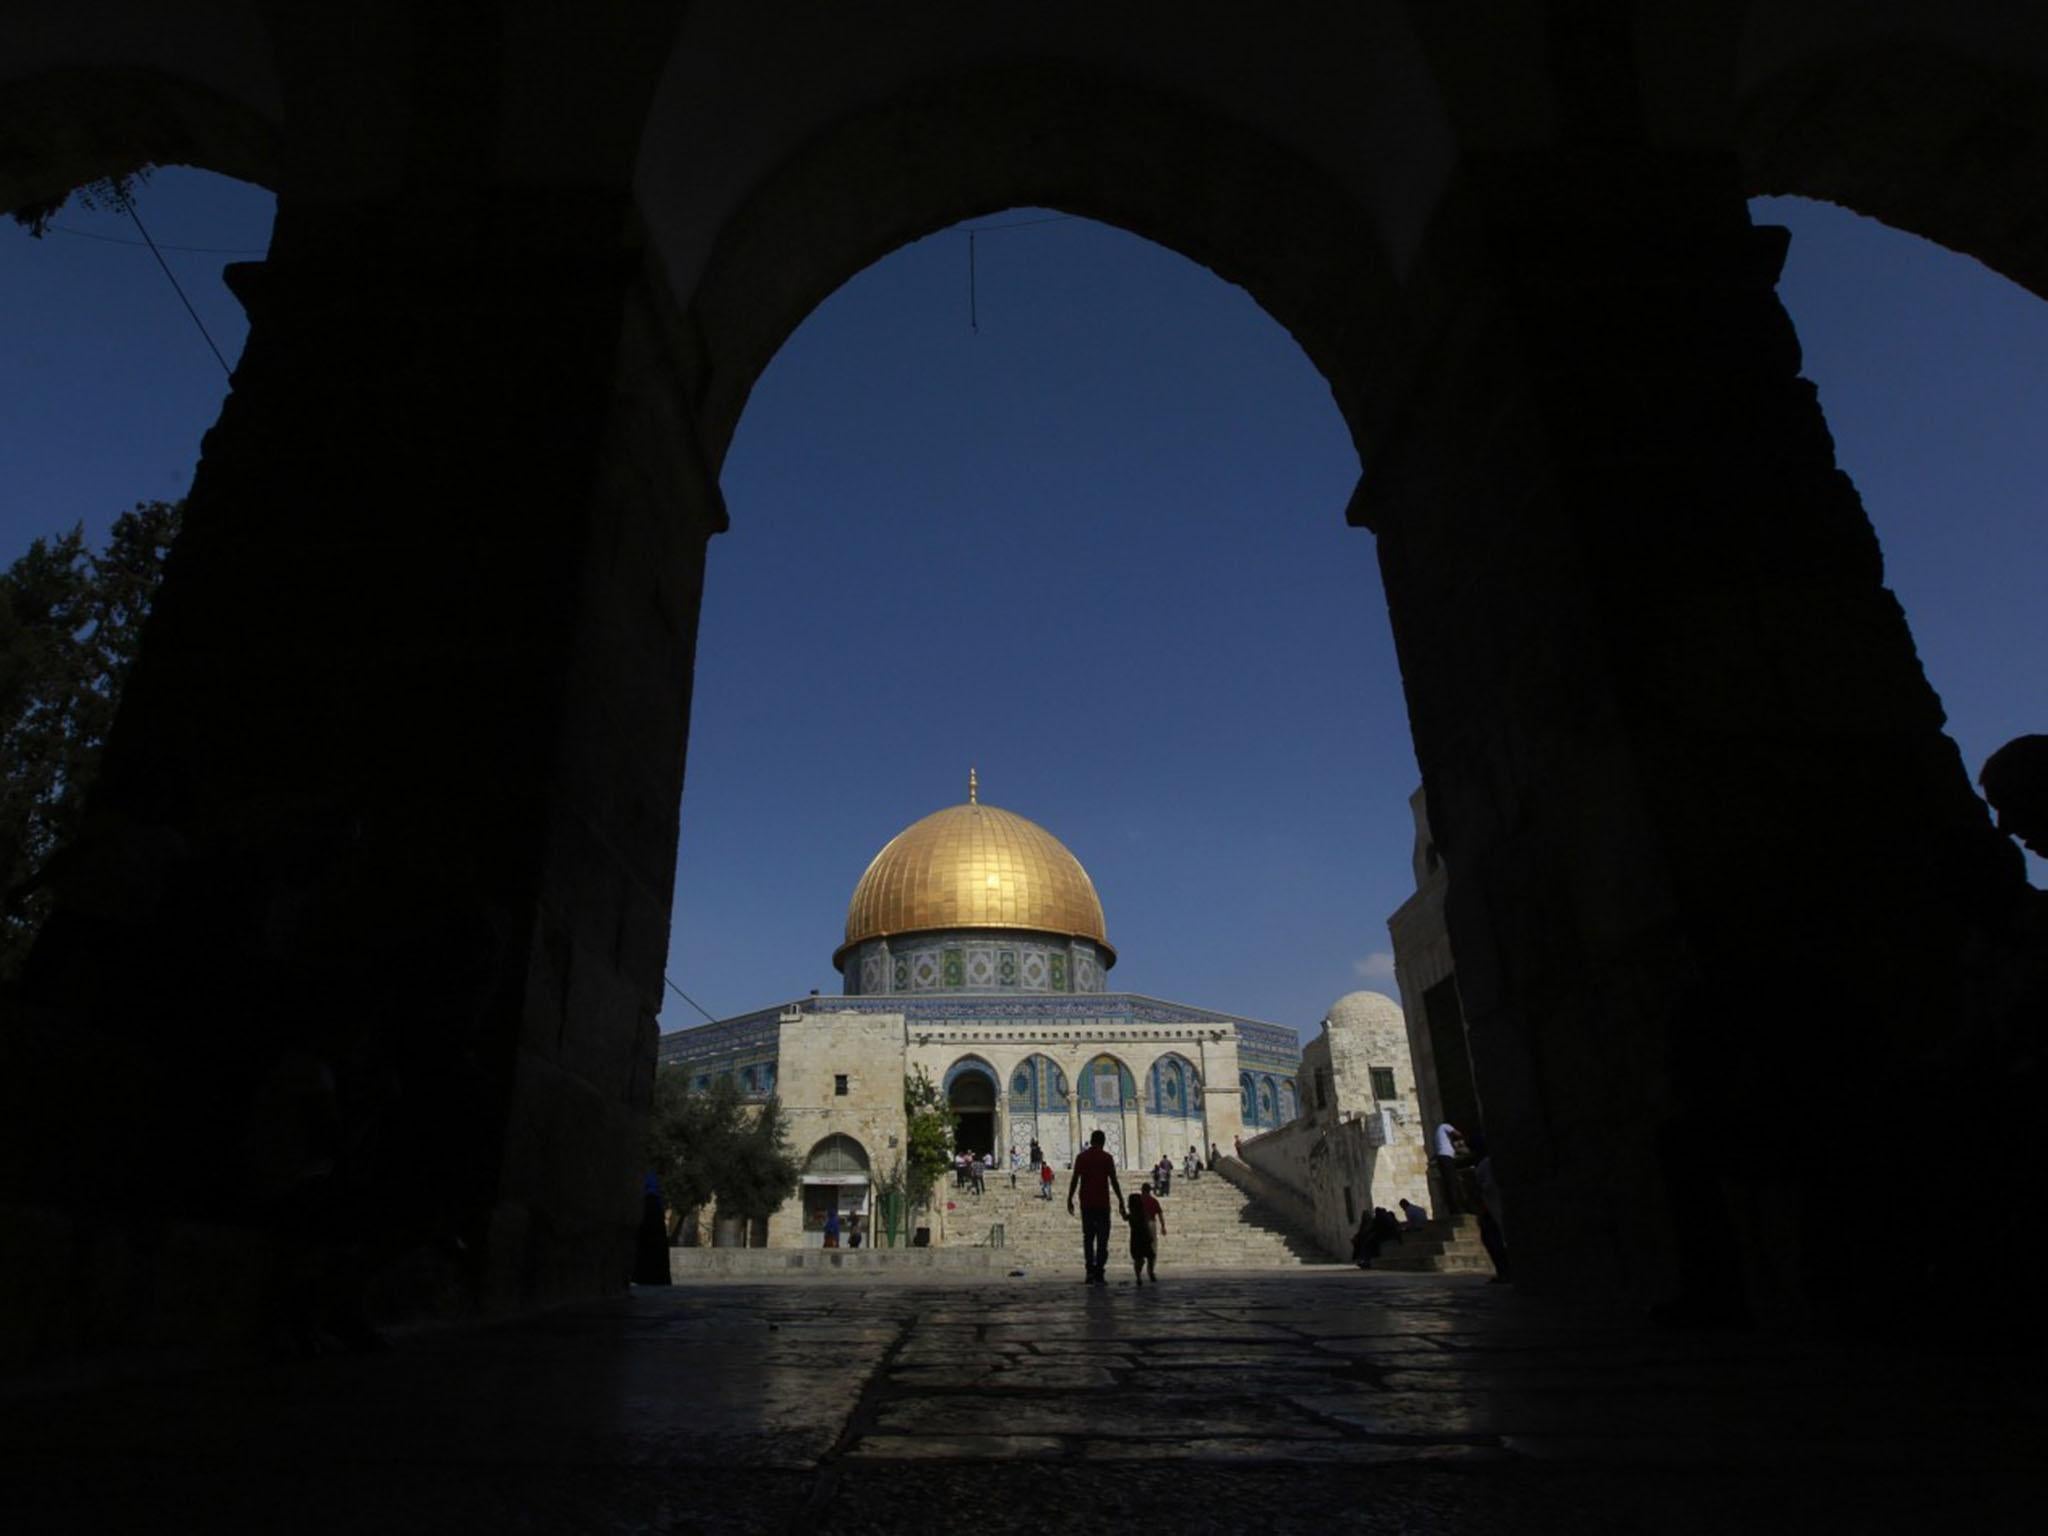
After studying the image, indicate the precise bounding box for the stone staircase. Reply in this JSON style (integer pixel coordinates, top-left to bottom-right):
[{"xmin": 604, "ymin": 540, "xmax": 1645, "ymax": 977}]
[
  {"xmin": 1369, "ymin": 1214, "xmax": 1497, "ymax": 1275},
  {"xmin": 941, "ymin": 1170, "xmax": 1337, "ymax": 1270}
]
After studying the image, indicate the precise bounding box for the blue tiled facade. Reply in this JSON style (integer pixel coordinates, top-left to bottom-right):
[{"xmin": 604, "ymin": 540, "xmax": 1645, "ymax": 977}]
[
  {"xmin": 841, "ymin": 931, "xmax": 1112, "ymax": 996},
  {"xmin": 657, "ymin": 991, "xmax": 1302, "ymax": 1115}
]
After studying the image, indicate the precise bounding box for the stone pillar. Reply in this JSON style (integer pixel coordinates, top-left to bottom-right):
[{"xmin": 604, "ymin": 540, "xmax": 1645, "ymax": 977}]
[
  {"xmin": 1361, "ymin": 153, "xmax": 2027, "ymax": 1324},
  {"xmin": 11, "ymin": 194, "xmax": 720, "ymax": 1327},
  {"xmin": 1198, "ymin": 1034, "xmax": 1244, "ymax": 1155}
]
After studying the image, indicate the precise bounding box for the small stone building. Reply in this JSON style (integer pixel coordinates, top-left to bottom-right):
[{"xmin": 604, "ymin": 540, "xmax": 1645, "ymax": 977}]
[
  {"xmin": 659, "ymin": 777, "xmax": 1301, "ymax": 1246},
  {"xmin": 1237, "ymin": 990, "xmax": 1433, "ymax": 1255}
]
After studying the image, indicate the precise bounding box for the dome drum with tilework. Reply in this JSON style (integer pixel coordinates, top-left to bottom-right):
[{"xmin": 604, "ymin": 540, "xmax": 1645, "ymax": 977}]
[{"xmin": 833, "ymin": 782, "xmax": 1114, "ymax": 977}]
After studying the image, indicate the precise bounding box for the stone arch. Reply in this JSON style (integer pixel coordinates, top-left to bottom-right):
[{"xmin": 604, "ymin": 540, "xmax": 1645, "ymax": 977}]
[
  {"xmin": 941, "ymin": 1055, "xmax": 1001, "ymax": 1095},
  {"xmin": 1140, "ymin": 1051, "xmax": 1205, "ymax": 1168},
  {"xmin": 0, "ymin": 64, "xmax": 283, "ymax": 217},
  {"xmin": 1007, "ymin": 1053, "xmax": 1069, "ymax": 1169},
  {"xmin": 2, "ymin": 3, "xmax": 2032, "ymax": 1344},
  {"xmin": 1072, "ymin": 1051, "xmax": 1138, "ymax": 1166},
  {"xmin": 944, "ymin": 1056, "xmax": 1000, "ymax": 1161},
  {"xmin": 1278, "ymin": 1078, "xmax": 1298, "ymax": 1123},
  {"xmin": 1076, "ymin": 1053, "xmax": 1138, "ymax": 1110},
  {"xmin": 1734, "ymin": 18, "xmax": 2048, "ymax": 302},
  {"xmin": 1145, "ymin": 1052, "xmax": 1202, "ymax": 1116},
  {"xmin": 799, "ymin": 1133, "xmax": 870, "ymax": 1242},
  {"xmin": 645, "ymin": 58, "xmax": 1420, "ymax": 477},
  {"xmin": 803, "ymin": 1133, "xmax": 870, "ymax": 1175}
]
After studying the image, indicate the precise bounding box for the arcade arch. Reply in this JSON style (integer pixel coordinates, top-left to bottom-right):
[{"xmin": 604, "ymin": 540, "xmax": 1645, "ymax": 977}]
[
  {"xmin": 800, "ymin": 1132, "xmax": 871, "ymax": 1242},
  {"xmin": 1142, "ymin": 1052, "xmax": 1206, "ymax": 1168},
  {"xmin": 1007, "ymin": 1054, "xmax": 1070, "ymax": 1170},
  {"xmin": 942, "ymin": 1057, "xmax": 1000, "ymax": 1161}
]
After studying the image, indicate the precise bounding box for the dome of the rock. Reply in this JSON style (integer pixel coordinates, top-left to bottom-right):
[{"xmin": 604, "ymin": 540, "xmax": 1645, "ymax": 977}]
[{"xmin": 836, "ymin": 783, "xmax": 1112, "ymax": 967}]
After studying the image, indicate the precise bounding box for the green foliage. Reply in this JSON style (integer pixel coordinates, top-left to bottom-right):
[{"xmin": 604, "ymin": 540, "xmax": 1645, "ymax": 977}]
[
  {"xmin": 645, "ymin": 1068, "xmax": 801, "ymax": 1226},
  {"xmin": 717, "ymin": 1093, "xmax": 802, "ymax": 1224},
  {"xmin": 902, "ymin": 1066, "xmax": 956, "ymax": 1212},
  {"xmin": 872, "ymin": 1158, "xmax": 909, "ymax": 1248},
  {"xmin": 11, "ymin": 167, "xmax": 154, "ymax": 237},
  {"xmin": 0, "ymin": 501, "xmax": 182, "ymax": 977}
]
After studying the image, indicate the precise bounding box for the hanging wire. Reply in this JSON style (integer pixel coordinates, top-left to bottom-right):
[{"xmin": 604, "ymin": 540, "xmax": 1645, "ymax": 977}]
[
  {"xmin": 955, "ymin": 213, "xmax": 1077, "ymax": 334},
  {"xmin": 117, "ymin": 195, "xmax": 233, "ymax": 376},
  {"xmin": 663, "ymin": 974, "xmax": 719, "ymax": 1024},
  {"xmin": 42, "ymin": 223, "xmax": 268, "ymax": 255}
]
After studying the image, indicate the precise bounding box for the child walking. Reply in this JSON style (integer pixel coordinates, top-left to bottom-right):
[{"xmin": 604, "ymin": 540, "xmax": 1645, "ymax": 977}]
[{"xmin": 1122, "ymin": 1188, "xmax": 1159, "ymax": 1283}]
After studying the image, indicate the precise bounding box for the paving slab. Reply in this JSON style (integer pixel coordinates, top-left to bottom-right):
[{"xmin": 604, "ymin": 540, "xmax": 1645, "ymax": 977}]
[{"xmin": 0, "ymin": 1270, "xmax": 2037, "ymax": 1532}]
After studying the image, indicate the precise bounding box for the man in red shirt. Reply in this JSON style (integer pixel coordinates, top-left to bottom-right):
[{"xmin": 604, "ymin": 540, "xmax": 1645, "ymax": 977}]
[{"xmin": 1066, "ymin": 1129, "xmax": 1123, "ymax": 1284}]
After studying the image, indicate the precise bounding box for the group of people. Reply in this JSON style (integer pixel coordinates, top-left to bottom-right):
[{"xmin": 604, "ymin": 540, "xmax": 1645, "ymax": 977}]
[
  {"xmin": 1342, "ymin": 1121, "xmax": 1510, "ymax": 1280},
  {"xmin": 1349, "ymin": 1197, "xmax": 1429, "ymax": 1267},
  {"xmin": 953, "ymin": 1149, "xmax": 993, "ymax": 1194},
  {"xmin": 1145, "ymin": 1145, "xmax": 1206, "ymax": 1197},
  {"xmin": 820, "ymin": 1208, "xmax": 865, "ymax": 1249}
]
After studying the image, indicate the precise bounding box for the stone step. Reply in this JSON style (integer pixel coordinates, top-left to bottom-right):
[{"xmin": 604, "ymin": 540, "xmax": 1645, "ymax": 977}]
[{"xmin": 942, "ymin": 1180, "xmax": 1331, "ymax": 1269}]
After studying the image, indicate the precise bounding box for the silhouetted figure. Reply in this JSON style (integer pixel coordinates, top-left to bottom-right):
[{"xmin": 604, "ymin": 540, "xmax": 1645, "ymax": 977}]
[
  {"xmin": 1469, "ymin": 1135, "xmax": 1511, "ymax": 1284},
  {"xmin": 1123, "ymin": 1187, "xmax": 1162, "ymax": 1283},
  {"xmin": 1400, "ymin": 1198, "xmax": 1428, "ymax": 1227},
  {"xmin": 1208, "ymin": 1142, "xmax": 1219, "ymax": 1169},
  {"xmin": 1352, "ymin": 1206, "xmax": 1401, "ymax": 1268},
  {"xmin": 823, "ymin": 1207, "xmax": 840, "ymax": 1249},
  {"xmin": 634, "ymin": 1173, "xmax": 671, "ymax": 1285},
  {"xmin": 1029, "ymin": 1137, "xmax": 1043, "ymax": 1170},
  {"xmin": 1067, "ymin": 1129, "xmax": 1123, "ymax": 1283},
  {"xmin": 847, "ymin": 1212, "xmax": 864, "ymax": 1249},
  {"xmin": 1982, "ymin": 735, "xmax": 2048, "ymax": 859}
]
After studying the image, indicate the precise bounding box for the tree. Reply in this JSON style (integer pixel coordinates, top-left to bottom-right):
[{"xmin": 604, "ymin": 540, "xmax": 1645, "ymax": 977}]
[
  {"xmin": 644, "ymin": 1068, "xmax": 800, "ymax": 1236},
  {"xmin": 714, "ymin": 1094, "xmax": 801, "ymax": 1228},
  {"xmin": 11, "ymin": 168, "xmax": 154, "ymax": 237},
  {"xmin": 646, "ymin": 1069, "xmax": 742, "ymax": 1217},
  {"xmin": 0, "ymin": 501, "xmax": 182, "ymax": 977},
  {"xmin": 902, "ymin": 1066, "xmax": 956, "ymax": 1216}
]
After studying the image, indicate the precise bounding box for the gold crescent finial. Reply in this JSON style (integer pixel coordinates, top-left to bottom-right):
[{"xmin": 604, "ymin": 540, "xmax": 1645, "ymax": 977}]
[{"xmin": 968, "ymin": 766, "xmax": 978, "ymax": 804}]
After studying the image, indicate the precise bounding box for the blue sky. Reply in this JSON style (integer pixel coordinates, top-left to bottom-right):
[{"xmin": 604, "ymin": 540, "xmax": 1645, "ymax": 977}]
[{"xmin": 3, "ymin": 170, "xmax": 2042, "ymax": 1040}]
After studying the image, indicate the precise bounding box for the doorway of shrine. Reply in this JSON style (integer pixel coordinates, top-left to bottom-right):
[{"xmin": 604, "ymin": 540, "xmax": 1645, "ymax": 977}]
[{"xmin": 948, "ymin": 1071, "xmax": 997, "ymax": 1160}]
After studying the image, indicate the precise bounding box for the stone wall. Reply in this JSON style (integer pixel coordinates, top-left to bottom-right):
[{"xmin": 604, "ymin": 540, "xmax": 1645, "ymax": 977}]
[{"xmin": 766, "ymin": 1009, "xmax": 907, "ymax": 1248}]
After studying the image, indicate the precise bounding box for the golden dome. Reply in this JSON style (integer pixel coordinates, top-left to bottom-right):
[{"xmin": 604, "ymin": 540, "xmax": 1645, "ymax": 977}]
[{"xmin": 837, "ymin": 784, "xmax": 1114, "ymax": 966}]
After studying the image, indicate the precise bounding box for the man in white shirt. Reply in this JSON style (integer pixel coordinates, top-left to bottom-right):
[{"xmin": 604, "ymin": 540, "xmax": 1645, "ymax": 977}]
[{"xmin": 1434, "ymin": 1122, "xmax": 1465, "ymax": 1214}]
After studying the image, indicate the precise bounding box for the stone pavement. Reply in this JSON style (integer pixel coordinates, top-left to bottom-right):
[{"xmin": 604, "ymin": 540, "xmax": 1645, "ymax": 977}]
[{"xmin": 1, "ymin": 1271, "xmax": 2038, "ymax": 1534}]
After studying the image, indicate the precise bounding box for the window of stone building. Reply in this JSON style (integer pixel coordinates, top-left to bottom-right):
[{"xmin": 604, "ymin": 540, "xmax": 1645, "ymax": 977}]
[
  {"xmin": 1315, "ymin": 1067, "xmax": 1332, "ymax": 1110},
  {"xmin": 834, "ymin": 1074, "xmax": 849, "ymax": 1096},
  {"xmin": 1369, "ymin": 1067, "xmax": 1397, "ymax": 1102}
]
